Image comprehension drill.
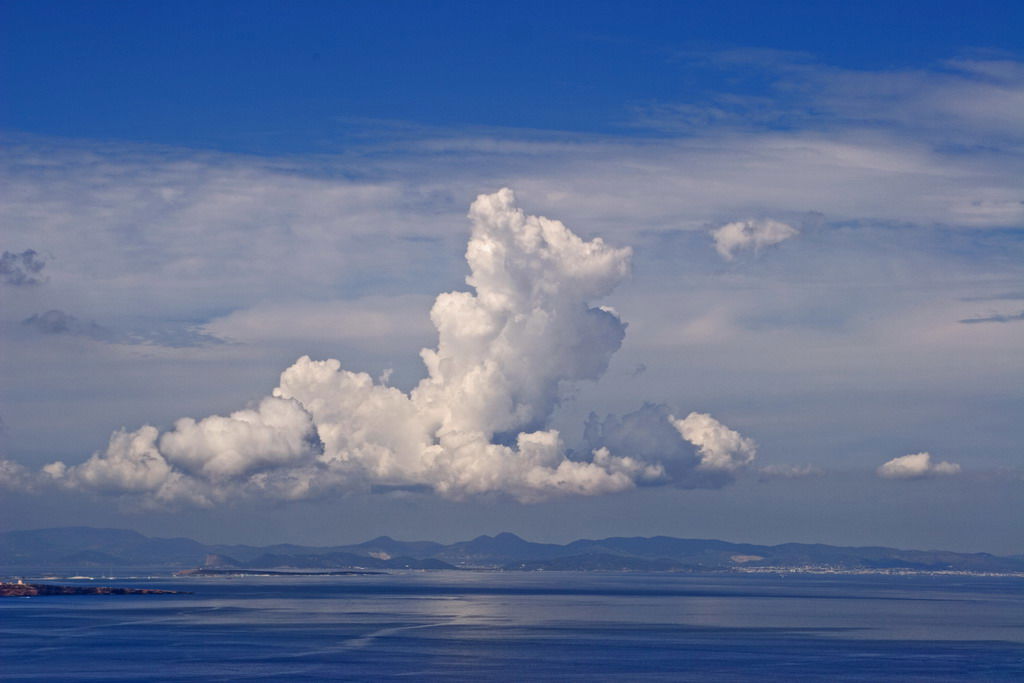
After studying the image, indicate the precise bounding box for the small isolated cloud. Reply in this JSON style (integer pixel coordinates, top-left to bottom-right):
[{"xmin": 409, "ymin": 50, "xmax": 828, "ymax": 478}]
[
  {"xmin": 959, "ymin": 310, "xmax": 1024, "ymax": 324},
  {"xmin": 877, "ymin": 452, "xmax": 961, "ymax": 480},
  {"xmin": 758, "ymin": 464, "xmax": 824, "ymax": 481},
  {"xmin": 711, "ymin": 219, "xmax": 798, "ymax": 260},
  {"xmin": 0, "ymin": 249, "xmax": 47, "ymax": 286}
]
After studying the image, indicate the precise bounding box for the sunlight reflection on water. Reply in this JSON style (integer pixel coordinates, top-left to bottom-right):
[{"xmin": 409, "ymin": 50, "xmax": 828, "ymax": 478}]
[{"xmin": 2, "ymin": 572, "xmax": 1022, "ymax": 681}]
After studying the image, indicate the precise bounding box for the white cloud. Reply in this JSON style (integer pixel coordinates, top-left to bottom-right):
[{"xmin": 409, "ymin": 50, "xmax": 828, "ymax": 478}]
[
  {"xmin": 39, "ymin": 191, "xmax": 697, "ymax": 504},
  {"xmin": 0, "ymin": 458, "xmax": 34, "ymax": 491},
  {"xmin": 46, "ymin": 426, "xmax": 181, "ymax": 500},
  {"xmin": 669, "ymin": 412, "xmax": 757, "ymax": 472},
  {"xmin": 158, "ymin": 397, "xmax": 320, "ymax": 480},
  {"xmin": 711, "ymin": 219, "xmax": 798, "ymax": 260},
  {"xmin": 3, "ymin": 56, "xmax": 1022, "ymax": 504},
  {"xmin": 581, "ymin": 404, "xmax": 756, "ymax": 489},
  {"xmin": 876, "ymin": 452, "xmax": 961, "ymax": 480}
]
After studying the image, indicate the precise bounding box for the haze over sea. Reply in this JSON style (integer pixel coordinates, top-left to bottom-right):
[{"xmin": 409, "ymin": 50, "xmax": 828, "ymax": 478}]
[{"xmin": 2, "ymin": 571, "xmax": 1022, "ymax": 681}]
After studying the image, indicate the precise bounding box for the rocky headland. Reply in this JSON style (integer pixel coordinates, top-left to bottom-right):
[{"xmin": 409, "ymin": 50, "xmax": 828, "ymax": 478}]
[{"xmin": 0, "ymin": 581, "xmax": 186, "ymax": 597}]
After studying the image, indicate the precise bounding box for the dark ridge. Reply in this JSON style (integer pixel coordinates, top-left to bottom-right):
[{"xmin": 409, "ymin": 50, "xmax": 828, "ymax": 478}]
[{"xmin": 2, "ymin": 528, "xmax": 1022, "ymax": 573}]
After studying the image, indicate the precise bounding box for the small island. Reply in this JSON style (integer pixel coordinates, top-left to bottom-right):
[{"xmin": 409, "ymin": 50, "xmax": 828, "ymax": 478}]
[{"xmin": 1, "ymin": 581, "xmax": 186, "ymax": 597}]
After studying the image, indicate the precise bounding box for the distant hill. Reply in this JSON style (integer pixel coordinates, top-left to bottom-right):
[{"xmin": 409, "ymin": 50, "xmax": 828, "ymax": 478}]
[{"xmin": 2, "ymin": 527, "xmax": 1022, "ymax": 574}]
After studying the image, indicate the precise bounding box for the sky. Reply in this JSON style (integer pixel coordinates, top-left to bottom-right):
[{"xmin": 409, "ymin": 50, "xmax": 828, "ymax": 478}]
[{"xmin": 1, "ymin": 1, "xmax": 1022, "ymax": 553}]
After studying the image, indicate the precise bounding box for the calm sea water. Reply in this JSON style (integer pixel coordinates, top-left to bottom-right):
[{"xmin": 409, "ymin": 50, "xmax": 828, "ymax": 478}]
[{"xmin": 1, "ymin": 571, "xmax": 1022, "ymax": 681}]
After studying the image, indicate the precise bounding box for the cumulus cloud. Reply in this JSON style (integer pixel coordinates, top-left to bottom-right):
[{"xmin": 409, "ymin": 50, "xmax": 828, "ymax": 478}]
[
  {"xmin": 45, "ymin": 397, "xmax": 322, "ymax": 505},
  {"xmin": 711, "ymin": 219, "xmax": 798, "ymax": 260},
  {"xmin": 0, "ymin": 249, "xmax": 46, "ymax": 286},
  {"xmin": 583, "ymin": 404, "xmax": 755, "ymax": 489},
  {"xmin": 40, "ymin": 190, "xmax": 743, "ymax": 505},
  {"xmin": 0, "ymin": 458, "xmax": 34, "ymax": 492},
  {"xmin": 669, "ymin": 412, "xmax": 758, "ymax": 472},
  {"xmin": 159, "ymin": 397, "xmax": 321, "ymax": 481},
  {"xmin": 876, "ymin": 452, "xmax": 961, "ymax": 480}
]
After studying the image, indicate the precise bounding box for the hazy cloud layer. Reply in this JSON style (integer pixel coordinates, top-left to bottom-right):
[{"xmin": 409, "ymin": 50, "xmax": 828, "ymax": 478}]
[
  {"xmin": 877, "ymin": 452, "xmax": 961, "ymax": 480},
  {"xmin": 37, "ymin": 191, "xmax": 751, "ymax": 505}
]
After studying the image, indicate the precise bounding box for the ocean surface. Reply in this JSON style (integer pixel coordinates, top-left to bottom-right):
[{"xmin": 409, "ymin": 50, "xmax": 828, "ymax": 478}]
[{"xmin": 1, "ymin": 571, "xmax": 1022, "ymax": 681}]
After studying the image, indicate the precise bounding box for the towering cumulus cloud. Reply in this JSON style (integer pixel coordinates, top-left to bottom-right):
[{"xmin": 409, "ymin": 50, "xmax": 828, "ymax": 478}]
[{"xmin": 40, "ymin": 190, "xmax": 754, "ymax": 504}]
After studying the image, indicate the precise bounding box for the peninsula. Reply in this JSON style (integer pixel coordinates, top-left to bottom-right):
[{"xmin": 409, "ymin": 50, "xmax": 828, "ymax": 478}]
[{"xmin": 0, "ymin": 581, "xmax": 186, "ymax": 597}]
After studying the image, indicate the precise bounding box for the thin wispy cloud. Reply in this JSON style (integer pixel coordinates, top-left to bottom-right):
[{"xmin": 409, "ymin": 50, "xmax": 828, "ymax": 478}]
[
  {"xmin": 961, "ymin": 291, "xmax": 1024, "ymax": 302},
  {"xmin": 638, "ymin": 49, "xmax": 1024, "ymax": 144},
  {"xmin": 959, "ymin": 310, "xmax": 1024, "ymax": 324},
  {"xmin": 22, "ymin": 309, "xmax": 113, "ymax": 341},
  {"xmin": 758, "ymin": 464, "xmax": 825, "ymax": 481},
  {"xmin": 21, "ymin": 309, "xmax": 225, "ymax": 348}
]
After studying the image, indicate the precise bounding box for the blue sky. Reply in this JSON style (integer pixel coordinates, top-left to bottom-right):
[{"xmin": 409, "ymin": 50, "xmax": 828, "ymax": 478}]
[
  {"xmin": 5, "ymin": 1, "xmax": 1023, "ymax": 151},
  {"xmin": 1, "ymin": 1, "xmax": 1022, "ymax": 552}
]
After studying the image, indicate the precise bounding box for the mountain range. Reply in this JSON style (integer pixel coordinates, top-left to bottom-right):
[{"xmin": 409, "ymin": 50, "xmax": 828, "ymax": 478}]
[{"xmin": 2, "ymin": 527, "xmax": 1022, "ymax": 573}]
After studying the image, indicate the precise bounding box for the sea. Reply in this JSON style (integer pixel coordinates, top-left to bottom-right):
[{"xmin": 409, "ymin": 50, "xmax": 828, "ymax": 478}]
[{"xmin": 1, "ymin": 571, "xmax": 1022, "ymax": 681}]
